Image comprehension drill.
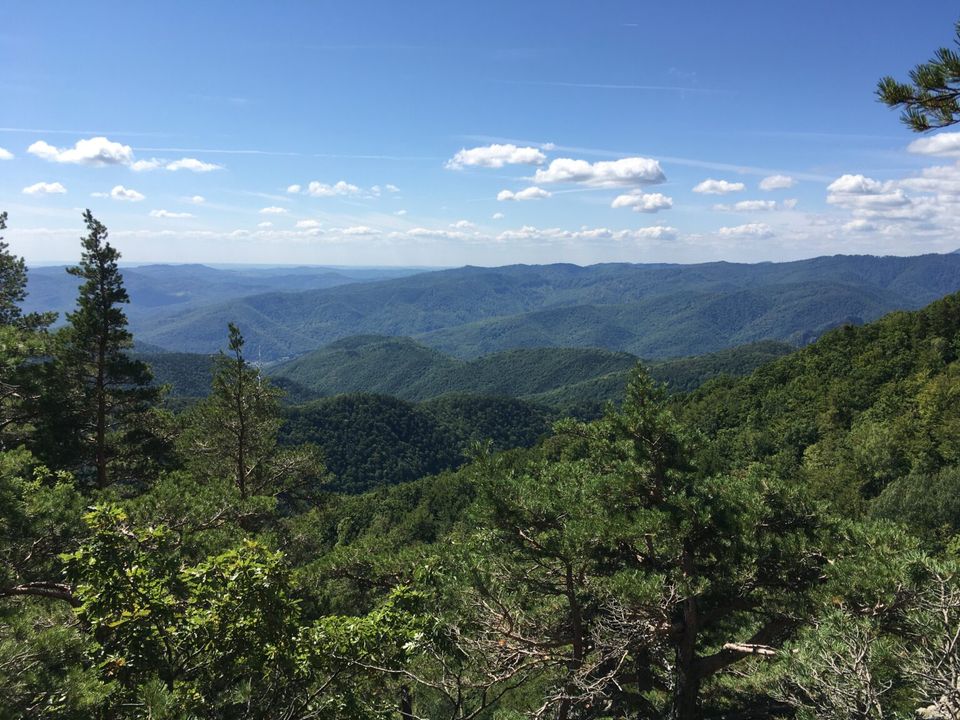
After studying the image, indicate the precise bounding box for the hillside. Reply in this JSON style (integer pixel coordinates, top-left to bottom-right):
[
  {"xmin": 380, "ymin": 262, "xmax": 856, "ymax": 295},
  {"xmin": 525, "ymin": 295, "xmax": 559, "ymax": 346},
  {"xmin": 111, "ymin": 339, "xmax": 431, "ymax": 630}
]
[
  {"xmin": 129, "ymin": 254, "xmax": 960, "ymax": 360},
  {"xmin": 678, "ymin": 289, "xmax": 960, "ymax": 535},
  {"xmin": 281, "ymin": 393, "xmax": 552, "ymax": 493},
  {"xmin": 267, "ymin": 335, "xmax": 793, "ymax": 405}
]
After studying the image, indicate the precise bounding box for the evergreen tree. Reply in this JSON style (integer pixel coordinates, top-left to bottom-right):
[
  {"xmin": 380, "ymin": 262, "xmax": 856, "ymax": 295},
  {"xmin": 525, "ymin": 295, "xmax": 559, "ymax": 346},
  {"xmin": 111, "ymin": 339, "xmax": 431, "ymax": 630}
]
[
  {"xmin": 0, "ymin": 212, "xmax": 56, "ymax": 448},
  {"xmin": 180, "ymin": 323, "xmax": 324, "ymax": 501},
  {"xmin": 878, "ymin": 19, "xmax": 960, "ymax": 131},
  {"xmin": 53, "ymin": 210, "xmax": 159, "ymax": 489}
]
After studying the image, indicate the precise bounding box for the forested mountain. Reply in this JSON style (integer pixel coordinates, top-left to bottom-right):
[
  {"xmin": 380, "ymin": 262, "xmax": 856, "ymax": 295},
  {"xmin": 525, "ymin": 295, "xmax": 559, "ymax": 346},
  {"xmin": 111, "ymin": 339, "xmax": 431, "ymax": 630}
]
[
  {"xmin": 281, "ymin": 393, "xmax": 552, "ymax": 493},
  {"xmin": 8, "ymin": 209, "xmax": 960, "ymax": 719},
  {"xmin": 126, "ymin": 253, "xmax": 960, "ymax": 359},
  {"xmin": 267, "ymin": 334, "xmax": 794, "ymax": 407},
  {"xmin": 24, "ymin": 263, "xmax": 423, "ymax": 323},
  {"xmin": 677, "ymin": 289, "xmax": 960, "ymax": 540}
]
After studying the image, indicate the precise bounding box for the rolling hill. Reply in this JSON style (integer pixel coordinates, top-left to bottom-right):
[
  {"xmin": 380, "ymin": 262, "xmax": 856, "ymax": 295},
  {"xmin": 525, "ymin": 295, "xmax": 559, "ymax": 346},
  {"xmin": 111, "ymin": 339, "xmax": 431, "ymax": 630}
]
[{"xmin": 127, "ymin": 254, "xmax": 960, "ymax": 360}]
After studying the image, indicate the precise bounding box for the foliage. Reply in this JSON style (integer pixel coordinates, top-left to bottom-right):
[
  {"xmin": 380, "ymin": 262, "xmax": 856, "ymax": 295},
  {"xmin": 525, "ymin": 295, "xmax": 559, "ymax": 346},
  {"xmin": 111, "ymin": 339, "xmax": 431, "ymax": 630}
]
[
  {"xmin": 878, "ymin": 20, "xmax": 960, "ymax": 131},
  {"xmin": 41, "ymin": 211, "xmax": 161, "ymax": 488},
  {"xmin": 179, "ymin": 323, "xmax": 325, "ymax": 502}
]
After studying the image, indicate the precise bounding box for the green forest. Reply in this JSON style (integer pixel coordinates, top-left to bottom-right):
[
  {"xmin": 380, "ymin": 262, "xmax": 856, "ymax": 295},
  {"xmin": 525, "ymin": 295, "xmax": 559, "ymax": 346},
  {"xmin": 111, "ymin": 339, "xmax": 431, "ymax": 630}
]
[{"xmin": 4, "ymin": 201, "xmax": 960, "ymax": 720}]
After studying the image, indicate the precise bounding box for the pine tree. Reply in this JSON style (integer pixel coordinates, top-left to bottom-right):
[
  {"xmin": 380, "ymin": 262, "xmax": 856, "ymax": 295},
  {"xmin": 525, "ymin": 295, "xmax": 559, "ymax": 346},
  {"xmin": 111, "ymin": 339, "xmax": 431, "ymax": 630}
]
[
  {"xmin": 878, "ymin": 20, "xmax": 960, "ymax": 131},
  {"xmin": 0, "ymin": 212, "xmax": 56, "ymax": 447},
  {"xmin": 180, "ymin": 323, "xmax": 324, "ymax": 501},
  {"xmin": 55, "ymin": 210, "xmax": 159, "ymax": 489}
]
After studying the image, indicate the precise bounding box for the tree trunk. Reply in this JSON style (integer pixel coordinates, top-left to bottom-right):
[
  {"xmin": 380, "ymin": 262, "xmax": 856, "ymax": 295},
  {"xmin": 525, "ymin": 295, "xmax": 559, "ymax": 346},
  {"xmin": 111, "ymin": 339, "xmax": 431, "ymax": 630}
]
[
  {"xmin": 674, "ymin": 549, "xmax": 700, "ymax": 720},
  {"xmin": 399, "ymin": 685, "xmax": 413, "ymax": 719},
  {"xmin": 95, "ymin": 326, "xmax": 107, "ymax": 489}
]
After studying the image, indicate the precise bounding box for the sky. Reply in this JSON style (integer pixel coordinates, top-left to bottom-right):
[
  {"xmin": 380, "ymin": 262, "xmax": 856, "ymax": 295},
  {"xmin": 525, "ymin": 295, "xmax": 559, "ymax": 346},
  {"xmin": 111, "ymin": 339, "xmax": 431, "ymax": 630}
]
[{"xmin": 3, "ymin": 1, "xmax": 960, "ymax": 267}]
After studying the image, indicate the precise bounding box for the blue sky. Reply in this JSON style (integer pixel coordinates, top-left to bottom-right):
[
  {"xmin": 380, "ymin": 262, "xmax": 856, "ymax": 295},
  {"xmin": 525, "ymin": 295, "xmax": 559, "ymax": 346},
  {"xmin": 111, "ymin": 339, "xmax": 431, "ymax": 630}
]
[{"xmin": 3, "ymin": 1, "xmax": 960, "ymax": 266}]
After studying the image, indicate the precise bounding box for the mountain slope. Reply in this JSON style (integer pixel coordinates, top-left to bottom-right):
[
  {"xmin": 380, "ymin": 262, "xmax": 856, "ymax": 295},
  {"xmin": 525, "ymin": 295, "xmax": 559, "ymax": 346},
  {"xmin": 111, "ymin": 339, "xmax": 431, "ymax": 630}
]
[
  {"xmin": 131, "ymin": 254, "xmax": 960, "ymax": 360},
  {"xmin": 678, "ymin": 289, "xmax": 960, "ymax": 529}
]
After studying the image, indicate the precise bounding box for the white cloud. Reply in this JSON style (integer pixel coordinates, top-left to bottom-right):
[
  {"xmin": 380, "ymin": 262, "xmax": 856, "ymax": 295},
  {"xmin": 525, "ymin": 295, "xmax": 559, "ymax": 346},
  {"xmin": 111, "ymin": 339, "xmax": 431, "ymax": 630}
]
[
  {"xmin": 149, "ymin": 209, "xmax": 193, "ymax": 218},
  {"xmin": 27, "ymin": 136, "xmax": 133, "ymax": 166},
  {"xmin": 340, "ymin": 226, "xmax": 380, "ymax": 236},
  {"xmin": 907, "ymin": 132, "xmax": 960, "ymax": 157},
  {"xmin": 259, "ymin": 206, "xmax": 288, "ymax": 214},
  {"xmin": 446, "ymin": 144, "xmax": 547, "ymax": 169},
  {"xmin": 166, "ymin": 157, "xmax": 222, "ymax": 172},
  {"xmin": 370, "ymin": 185, "xmax": 382, "ymax": 197},
  {"xmin": 399, "ymin": 227, "xmax": 471, "ymax": 241},
  {"xmin": 187, "ymin": 195, "xmax": 206, "ymax": 204},
  {"xmin": 610, "ymin": 191, "xmax": 673, "ymax": 213},
  {"xmin": 98, "ymin": 185, "xmax": 145, "ymax": 202},
  {"xmin": 287, "ymin": 184, "xmax": 302, "ymax": 194},
  {"xmin": 450, "ymin": 220, "xmax": 475, "ymax": 229},
  {"xmin": 385, "ymin": 184, "xmax": 401, "ymax": 193},
  {"xmin": 497, "ymin": 186, "xmax": 552, "ymax": 201},
  {"xmin": 534, "ymin": 156, "xmax": 665, "ymax": 187},
  {"xmin": 0, "ymin": 147, "xmax": 13, "ymax": 160},
  {"xmin": 131, "ymin": 158, "xmax": 164, "ymax": 171},
  {"xmin": 717, "ymin": 223, "xmax": 773, "ymax": 238},
  {"xmin": 257, "ymin": 221, "xmax": 274, "ymax": 228},
  {"xmin": 693, "ymin": 178, "xmax": 745, "ymax": 195},
  {"xmin": 495, "ymin": 225, "xmax": 677, "ymax": 243},
  {"xmin": 759, "ymin": 174, "xmax": 796, "ymax": 191},
  {"xmin": 714, "ymin": 200, "xmax": 777, "ymax": 212},
  {"xmin": 295, "ymin": 219, "xmax": 321, "ymax": 229},
  {"xmin": 22, "ymin": 181, "xmax": 66, "ymax": 195},
  {"xmin": 826, "ymin": 174, "xmax": 911, "ymax": 210},
  {"xmin": 305, "ymin": 180, "xmax": 361, "ymax": 197},
  {"xmin": 394, "ymin": 209, "xmax": 408, "ymax": 216},
  {"xmin": 843, "ymin": 219, "xmax": 877, "ymax": 232},
  {"xmin": 492, "ymin": 212, "xmax": 505, "ymax": 220}
]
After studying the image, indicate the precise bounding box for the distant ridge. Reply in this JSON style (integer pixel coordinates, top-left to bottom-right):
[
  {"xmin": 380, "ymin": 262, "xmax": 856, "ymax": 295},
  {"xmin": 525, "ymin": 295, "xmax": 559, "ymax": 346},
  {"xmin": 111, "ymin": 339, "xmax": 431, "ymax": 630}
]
[{"xmin": 126, "ymin": 253, "xmax": 960, "ymax": 360}]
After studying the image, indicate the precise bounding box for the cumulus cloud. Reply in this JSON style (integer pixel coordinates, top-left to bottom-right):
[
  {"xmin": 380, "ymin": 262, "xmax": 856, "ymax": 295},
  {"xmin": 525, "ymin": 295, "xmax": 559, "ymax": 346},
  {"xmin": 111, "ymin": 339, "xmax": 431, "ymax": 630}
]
[
  {"xmin": 497, "ymin": 186, "xmax": 552, "ymax": 201},
  {"xmin": 95, "ymin": 185, "xmax": 145, "ymax": 202},
  {"xmin": 717, "ymin": 223, "xmax": 773, "ymax": 238},
  {"xmin": 908, "ymin": 132, "xmax": 960, "ymax": 157},
  {"xmin": 610, "ymin": 191, "xmax": 673, "ymax": 213},
  {"xmin": 166, "ymin": 157, "xmax": 222, "ymax": 172},
  {"xmin": 149, "ymin": 209, "xmax": 192, "ymax": 218},
  {"xmin": 385, "ymin": 184, "xmax": 401, "ymax": 193},
  {"xmin": 826, "ymin": 174, "xmax": 911, "ymax": 210},
  {"xmin": 450, "ymin": 220, "xmax": 475, "ymax": 229},
  {"xmin": 492, "ymin": 212, "xmax": 505, "ymax": 220},
  {"xmin": 305, "ymin": 180, "xmax": 361, "ymax": 197},
  {"xmin": 22, "ymin": 181, "xmax": 66, "ymax": 195},
  {"xmin": 28, "ymin": 136, "xmax": 134, "ymax": 166},
  {"xmin": 286, "ymin": 184, "xmax": 302, "ymax": 194},
  {"xmin": 759, "ymin": 174, "xmax": 796, "ymax": 191},
  {"xmin": 534, "ymin": 157, "xmax": 665, "ymax": 187},
  {"xmin": 0, "ymin": 147, "xmax": 13, "ymax": 160},
  {"xmin": 394, "ymin": 209, "xmax": 408, "ymax": 216},
  {"xmin": 295, "ymin": 219, "xmax": 321, "ymax": 229},
  {"xmin": 257, "ymin": 221, "xmax": 274, "ymax": 228},
  {"xmin": 259, "ymin": 206, "xmax": 288, "ymax": 214},
  {"xmin": 693, "ymin": 178, "xmax": 745, "ymax": 195},
  {"xmin": 187, "ymin": 195, "xmax": 206, "ymax": 204},
  {"xmin": 446, "ymin": 144, "xmax": 547, "ymax": 169}
]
